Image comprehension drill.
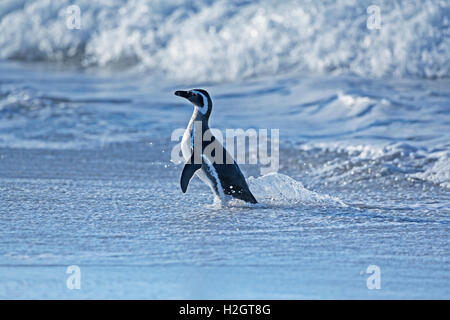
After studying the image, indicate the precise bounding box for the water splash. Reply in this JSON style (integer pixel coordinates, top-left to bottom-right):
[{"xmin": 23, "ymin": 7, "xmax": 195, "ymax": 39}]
[{"xmin": 247, "ymin": 172, "xmax": 346, "ymax": 207}]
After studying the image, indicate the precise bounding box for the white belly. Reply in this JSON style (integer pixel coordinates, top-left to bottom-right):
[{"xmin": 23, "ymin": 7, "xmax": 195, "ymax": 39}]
[
  {"xmin": 181, "ymin": 129, "xmax": 192, "ymax": 162},
  {"xmin": 181, "ymin": 128, "xmax": 225, "ymax": 199}
]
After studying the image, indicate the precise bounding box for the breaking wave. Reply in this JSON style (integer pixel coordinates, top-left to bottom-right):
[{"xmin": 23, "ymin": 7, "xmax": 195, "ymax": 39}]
[{"xmin": 0, "ymin": 0, "xmax": 449, "ymax": 82}]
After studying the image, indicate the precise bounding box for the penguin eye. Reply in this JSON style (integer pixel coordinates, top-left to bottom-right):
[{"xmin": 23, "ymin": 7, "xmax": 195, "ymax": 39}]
[{"xmin": 190, "ymin": 91, "xmax": 205, "ymax": 108}]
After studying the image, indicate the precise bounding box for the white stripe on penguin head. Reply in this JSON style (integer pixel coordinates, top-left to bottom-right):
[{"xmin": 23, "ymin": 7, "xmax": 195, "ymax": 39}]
[{"xmin": 191, "ymin": 90, "xmax": 209, "ymax": 115}]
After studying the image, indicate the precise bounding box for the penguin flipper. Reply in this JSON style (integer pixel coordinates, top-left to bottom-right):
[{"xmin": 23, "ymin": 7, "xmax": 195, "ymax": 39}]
[{"xmin": 180, "ymin": 161, "xmax": 201, "ymax": 193}]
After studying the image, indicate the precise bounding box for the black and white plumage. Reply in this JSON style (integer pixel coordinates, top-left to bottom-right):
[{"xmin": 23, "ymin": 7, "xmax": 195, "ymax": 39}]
[{"xmin": 174, "ymin": 89, "xmax": 257, "ymax": 204}]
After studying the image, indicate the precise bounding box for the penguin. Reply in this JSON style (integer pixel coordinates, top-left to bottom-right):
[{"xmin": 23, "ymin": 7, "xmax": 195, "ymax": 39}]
[{"xmin": 174, "ymin": 89, "xmax": 258, "ymax": 204}]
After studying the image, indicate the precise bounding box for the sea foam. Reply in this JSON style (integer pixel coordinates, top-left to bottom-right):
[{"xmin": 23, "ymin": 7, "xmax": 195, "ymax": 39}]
[{"xmin": 0, "ymin": 0, "xmax": 448, "ymax": 82}]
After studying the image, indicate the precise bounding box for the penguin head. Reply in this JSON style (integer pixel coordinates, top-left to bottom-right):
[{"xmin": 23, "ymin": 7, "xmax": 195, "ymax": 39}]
[{"xmin": 174, "ymin": 89, "xmax": 212, "ymax": 117}]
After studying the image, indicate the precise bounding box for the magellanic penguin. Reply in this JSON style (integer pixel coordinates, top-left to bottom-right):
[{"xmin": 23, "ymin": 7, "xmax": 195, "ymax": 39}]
[{"xmin": 174, "ymin": 89, "xmax": 258, "ymax": 204}]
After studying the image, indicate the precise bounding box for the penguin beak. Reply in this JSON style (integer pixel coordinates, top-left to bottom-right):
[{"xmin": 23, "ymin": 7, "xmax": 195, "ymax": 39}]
[{"xmin": 174, "ymin": 90, "xmax": 191, "ymax": 99}]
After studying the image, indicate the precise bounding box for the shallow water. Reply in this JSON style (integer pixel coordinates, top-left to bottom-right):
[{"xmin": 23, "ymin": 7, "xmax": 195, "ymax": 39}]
[
  {"xmin": 0, "ymin": 0, "xmax": 449, "ymax": 301},
  {"xmin": 0, "ymin": 60, "xmax": 449, "ymax": 299}
]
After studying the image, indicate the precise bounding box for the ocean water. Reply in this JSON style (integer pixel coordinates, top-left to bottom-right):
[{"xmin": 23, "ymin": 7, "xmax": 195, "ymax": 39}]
[{"xmin": 0, "ymin": 0, "xmax": 449, "ymax": 299}]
